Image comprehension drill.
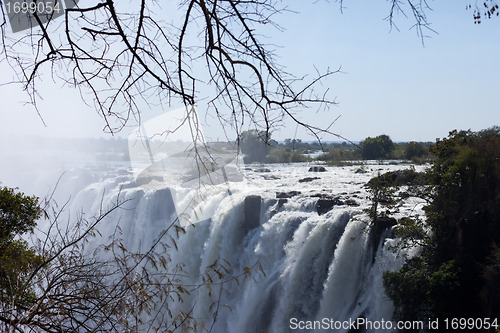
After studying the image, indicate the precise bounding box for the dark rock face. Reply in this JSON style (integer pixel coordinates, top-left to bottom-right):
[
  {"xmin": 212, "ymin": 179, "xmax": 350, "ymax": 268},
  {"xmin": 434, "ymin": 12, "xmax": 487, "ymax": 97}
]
[
  {"xmin": 254, "ymin": 168, "xmax": 271, "ymax": 173},
  {"xmin": 344, "ymin": 199, "xmax": 359, "ymax": 206},
  {"xmin": 150, "ymin": 188, "xmax": 176, "ymax": 222},
  {"xmin": 298, "ymin": 177, "xmax": 321, "ymax": 183},
  {"xmin": 369, "ymin": 216, "xmax": 397, "ymax": 262},
  {"xmin": 244, "ymin": 195, "xmax": 262, "ymax": 231},
  {"xmin": 316, "ymin": 198, "xmax": 344, "ymax": 215},
  {"xmin": 277, "ymin": 198, "xmax": 288, "ymax": 208},
  {"xmin": 276, "ymin": 191, "xmax": 301, "ymax": 199},
  {"xmin": 375, "ymin": 216, "xmax": 397, "ymax": 229},
  {"xmin": 262, "ymin": 175, "xmax": 281, "ymax": 180},
  {"xmin": 308, "ymin": 166, "xmax": 327, "ymax": 172}
]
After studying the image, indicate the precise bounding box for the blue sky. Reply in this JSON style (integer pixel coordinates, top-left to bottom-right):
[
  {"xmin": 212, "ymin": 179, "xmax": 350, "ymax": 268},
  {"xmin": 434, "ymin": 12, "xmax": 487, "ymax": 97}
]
[
  {"xmin": 267, "ymin": 1, "xmax": 500, "ymax": 142},
  {"xmin": 0, "ymin": 1, "xmax": 499, "ymax": 143}
]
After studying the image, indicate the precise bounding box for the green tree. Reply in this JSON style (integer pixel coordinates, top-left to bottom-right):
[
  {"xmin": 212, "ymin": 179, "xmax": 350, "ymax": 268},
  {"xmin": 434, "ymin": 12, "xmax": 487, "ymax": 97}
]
[
  {"xmin": 383, "ymin": 127, "xmax": 500, "ymax": 330},
  {"xmin": 0, "ymin": 186, "xmax": 42, "ymax": 240},
  {"xmin": 361, "ymin": 135, "xmax": 394, "ymax": 159},
  {"xmin": 0, "ymin": 186, "xmax": 43, "ymax": 308},
  {"xmin": 404, "ymin": 141, "xmax": 428, "ymax": 160}
]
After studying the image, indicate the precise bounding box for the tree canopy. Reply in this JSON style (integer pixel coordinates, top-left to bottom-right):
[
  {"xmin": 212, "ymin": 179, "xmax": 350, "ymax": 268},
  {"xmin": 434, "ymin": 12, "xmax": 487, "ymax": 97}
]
[
  {"xmin": 404, "ymin": 141, "xmax": 429, "ymax": 160},
  {"xmin": 0, "ymin": 186, "xmax": 42, "ymax": 241},
  {"xmin": 383, "ymin": 127, "xmax": 500, "ymax": 329},
  {"xmin": 0, "ymin": 186, "xmax": 43, "ymax": 315},
  {"xmin": 361, "ymin": 134, "xmax": 394, "ymax": 159}
]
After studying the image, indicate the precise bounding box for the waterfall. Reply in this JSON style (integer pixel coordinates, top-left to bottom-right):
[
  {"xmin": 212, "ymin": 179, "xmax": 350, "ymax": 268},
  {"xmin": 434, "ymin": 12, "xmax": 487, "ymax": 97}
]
[{"xmin": 11, "ymin": 161, "xmax": 424, "ymax": 332}]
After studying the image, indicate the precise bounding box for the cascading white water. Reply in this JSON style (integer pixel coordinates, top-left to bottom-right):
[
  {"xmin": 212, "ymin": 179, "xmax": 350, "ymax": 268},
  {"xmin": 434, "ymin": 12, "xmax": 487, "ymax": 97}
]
[{"xmin": 4, "ymin": 155, "xmax": 426, "ymax": 332}]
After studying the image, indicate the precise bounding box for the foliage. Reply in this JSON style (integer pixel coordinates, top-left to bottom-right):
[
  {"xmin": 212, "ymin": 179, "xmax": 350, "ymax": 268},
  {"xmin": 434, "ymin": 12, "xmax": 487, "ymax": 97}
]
[
  {"xmin": 282, "ymin": 139, "xmax": 314, "ymax": 151},
  {"xmin": 0, "ymin": 186, "xmax": 43, "ymax": 309},
  {"xmin": 383, "ymin": 257, "xmax": 431, "ymax": 323},
  {"xmin": 0, "ymin": 186, "xmax": 42, "ymax": 241},
  {"xmin": 365, "ymin": 172, "xmax": 398, "ymax": 222},
  {"xmin": 382, "ymin": 127, "xmax": 500, "ymax": 330},
  {"xmin": 361, "ymin": 135, "xmax": 394, "ymax": 160},
  {"xmin": 366, "ymin": 167, "xmax": 430, "ymax": 257},
  {"xmin": 391, "ymin": 217, "xmax": 429, "ymax": 251},
  {"xmin": 404, "ymin": 141, "xmax": 429, "ymax": 161},
  {"xmin": 366, "ymin": 168, "xmax": 427, "ymax": 188},
  {"xmin": 254, "ymin": 136, "xmax": 430, "ymax": 165}
]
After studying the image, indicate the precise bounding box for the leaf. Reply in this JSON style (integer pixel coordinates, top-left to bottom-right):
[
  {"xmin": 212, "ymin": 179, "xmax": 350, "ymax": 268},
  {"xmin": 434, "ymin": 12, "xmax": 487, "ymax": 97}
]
[{"xmin": 259, "ymin": 263, "xmax": 266, "ymax": 277}]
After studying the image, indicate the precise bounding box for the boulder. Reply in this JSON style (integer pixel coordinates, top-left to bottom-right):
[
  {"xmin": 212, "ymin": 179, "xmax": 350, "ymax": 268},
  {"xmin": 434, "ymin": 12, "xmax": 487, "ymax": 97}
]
[
  {"xmin": 276, "ymin": 191, "xmax": 301, "ymax": 199},
  {"xmin": 262, "ymin": 175, "xmax": 281, "ymax": 180},
  {"xmin": 308, "ymin": 166, "xmax": 327, "ymax": 172},
  {"xmin": 345, "ymin": 199, "xmax": 359, "ymax": 206},
  {"xmin": 316, "ymin": 197, "xmax": 344, "ymax": 215},
  {"xmin": 277, "ymin": 198, "xmax": 288, "ymax": 208},
  {"xmin": 298, "ymin": 177, "xmax": 321, "ymax": 183}
]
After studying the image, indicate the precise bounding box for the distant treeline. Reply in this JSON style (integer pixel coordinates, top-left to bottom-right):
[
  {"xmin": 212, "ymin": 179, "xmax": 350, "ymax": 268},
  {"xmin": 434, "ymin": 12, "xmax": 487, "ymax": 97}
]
[
  {"xmin": 13, "ymin": 132, "xmax": 433, "ymax": 165},
  {"xmin": 239, "ymin": 130, "xmax": 433, "ymax": 164}
]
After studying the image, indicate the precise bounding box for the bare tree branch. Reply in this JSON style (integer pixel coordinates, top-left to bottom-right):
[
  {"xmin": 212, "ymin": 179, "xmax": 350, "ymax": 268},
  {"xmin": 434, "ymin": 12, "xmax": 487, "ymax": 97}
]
[{"xmin": 0, "ymin": 0, "xmax": 341, "ymax": 144}]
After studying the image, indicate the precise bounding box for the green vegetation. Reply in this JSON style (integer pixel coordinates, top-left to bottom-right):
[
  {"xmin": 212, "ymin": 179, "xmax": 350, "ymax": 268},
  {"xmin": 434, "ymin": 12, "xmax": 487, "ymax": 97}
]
[
  {"xmin": 0, "ymin": 186, "xmax": 43, "ymax": 309},
  {"xmin": 0, "ymin": 239, "xmax": 42, "ymax": 308},
  {"xmin": 239, "ymin": 130, "xmax": 432, "ymax": 164},
  {"xmin": 361, "ymin": 135, "xmax": 395, "ymax": 159},
  {"xmin": 404, "ymin": 141, "xmax": 429, "ymax": 161},
  {"xmin": 377, "ymin": 127, "xmax": 500, "ymax": 331}
]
